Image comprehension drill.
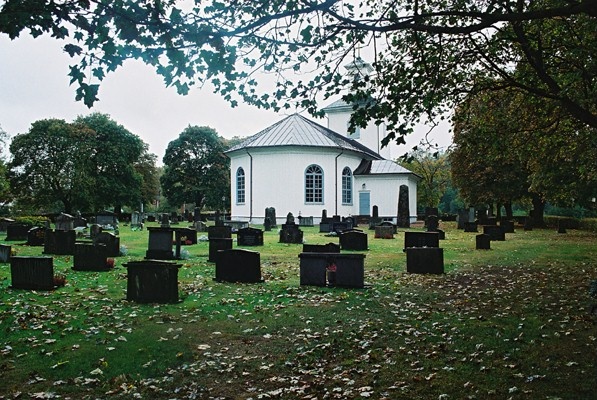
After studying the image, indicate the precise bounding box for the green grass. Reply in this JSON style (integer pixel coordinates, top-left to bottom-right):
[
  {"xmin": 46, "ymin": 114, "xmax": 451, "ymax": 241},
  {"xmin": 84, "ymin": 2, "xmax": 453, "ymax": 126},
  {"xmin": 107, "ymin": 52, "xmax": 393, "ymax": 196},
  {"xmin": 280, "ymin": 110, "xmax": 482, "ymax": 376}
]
[{"xmin": 1, "ymin": 222, "xmax": 596, "ymax": 399}]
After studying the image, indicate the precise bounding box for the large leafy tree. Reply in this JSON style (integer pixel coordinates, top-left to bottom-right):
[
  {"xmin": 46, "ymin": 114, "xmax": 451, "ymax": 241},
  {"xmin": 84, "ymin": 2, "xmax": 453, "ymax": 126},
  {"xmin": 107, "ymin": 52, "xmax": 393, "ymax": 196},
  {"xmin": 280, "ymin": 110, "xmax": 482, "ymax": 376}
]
[
  {"xmin": 450, "ymin": 88, "xmax": 532, "ymax": 218},
  {"xmin": 1, "ymin": 1, "xmax": 595, "ymax": 145},
  {"xmin": 7, "ymin": 119, "xmax": 96, "ymax": 213},
  {"xmin": 161, "ymin": 126, "xmax": 229, "ymax": 211},
  {"xmin": 7, "ymin": 115, "xmax": 155, "ymax": 214},
  {"xmin": 451, "ymin": 84, "xmax": 597, "ymax": 224},
  {"xmin": 74, "ymin": 113, "xmax": 145, "ymax": 212}
]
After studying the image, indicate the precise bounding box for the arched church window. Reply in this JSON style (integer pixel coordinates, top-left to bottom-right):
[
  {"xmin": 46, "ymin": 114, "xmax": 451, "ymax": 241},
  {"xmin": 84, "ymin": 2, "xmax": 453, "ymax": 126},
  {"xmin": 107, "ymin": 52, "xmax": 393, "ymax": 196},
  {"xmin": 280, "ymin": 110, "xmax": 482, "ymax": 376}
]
[
  {"xmin": 342, "ymin": 167, "xmax": 352, "ymax": 204},
  {"xmin": 305, "ymin": 164, "xmax": 323, "ymax": 204},
  {"xmin": 236, "ymin": 167, "xmax": 245, "ymax": 204}
]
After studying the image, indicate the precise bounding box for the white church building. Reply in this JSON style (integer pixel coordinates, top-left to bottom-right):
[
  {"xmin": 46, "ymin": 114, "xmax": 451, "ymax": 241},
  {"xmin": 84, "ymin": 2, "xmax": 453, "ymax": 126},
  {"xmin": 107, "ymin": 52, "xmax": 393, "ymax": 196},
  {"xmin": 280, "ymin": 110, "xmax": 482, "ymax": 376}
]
[{"xmin": 225, "ymin": 108, "xmax": 420, "ymax": 225}]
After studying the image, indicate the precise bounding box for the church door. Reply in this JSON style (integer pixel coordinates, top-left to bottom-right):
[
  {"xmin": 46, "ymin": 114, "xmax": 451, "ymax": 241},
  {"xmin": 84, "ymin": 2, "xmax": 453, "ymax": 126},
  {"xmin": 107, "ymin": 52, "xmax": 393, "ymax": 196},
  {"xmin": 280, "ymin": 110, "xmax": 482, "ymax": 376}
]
[{"xmin": 359, "ymin": 191, "xmax": 370, "ymax": 215}]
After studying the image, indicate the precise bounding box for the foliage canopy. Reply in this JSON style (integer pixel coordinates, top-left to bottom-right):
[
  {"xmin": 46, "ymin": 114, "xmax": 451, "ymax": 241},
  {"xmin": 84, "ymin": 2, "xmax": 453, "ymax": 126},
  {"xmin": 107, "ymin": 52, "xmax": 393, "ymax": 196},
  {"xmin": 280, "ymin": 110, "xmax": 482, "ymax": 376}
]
[
  {"xmin": 161, "ymin": 125, "xmax": 229, "ymax": 211},
  {"xmin": 7, "ymin": 114, "xmax": 156, "ymax": 214},
  {"xmin": 1, "ymin": 0, "xmax": 596, "ymax": 145}
]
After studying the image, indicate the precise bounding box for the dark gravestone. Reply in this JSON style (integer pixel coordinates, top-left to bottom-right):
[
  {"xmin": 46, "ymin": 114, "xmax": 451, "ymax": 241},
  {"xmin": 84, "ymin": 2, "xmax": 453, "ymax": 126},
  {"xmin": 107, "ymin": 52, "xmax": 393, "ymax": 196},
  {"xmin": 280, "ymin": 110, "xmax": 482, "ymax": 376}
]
[
  {"xmin": 368, "ymin": 206, "xmax": 382, "ymax": 229},
  {"xmin": 500, "ymin": 219, "xmax": 515, "ymax": 234},
  {"xmin": 6, "ymin": 223, "xmax": 32, "ymax": 241},
  {"xmin": 215, "ymin": 249, "xmax": 263, "ymax": 283},
  {"xmin": 265, "ymin": 207, "xmax": 277, "ymax": 228},
  {"xmin": 146, "ymin": 215, "xmax": 156, "ymax": 223},
  {"xmin": 476, "ymin": 207, "xmax": 488, "ymax": 223},
  {"xmin": 298, "ymin": 216, "xmax": 314, "ymax": 227},
  {"xmin": 209, "ymin": 238, "xmax": 233, "ymax": 262},
  {"xmin": 44, "ymin": 230, "xmax": 76, "ymax": 255},
  {"xmin": 483, "ymin": 225, "xmax": 505, "ymax": 241},
  {"xmin": 10, "ymin": 256, "xmax": 55, "ymax": 290},
  {"xmin": 379, "ymin": 221, "xmax": 397, "ymax": 233},
  {"xmin": 397, "ymin": 185, "xmax": 410, "ymax": 228},
  {"xmin": 406, "ymin": 247, "xmax": 444, "ymax": 274},
  {"xmin": 73, "ymin": 243, "xmax": 109, "ymax": 271},
  {"xmin": 73, "ymin": 216, "xmax": 88, "ymax": 229},
  {"xmin": 404, "ymin": 231, "xmax": 440, "ymax": 250},
  {"xmin": 321, "ymin": 209, "xmax": 328, "ymax": 221},
  {"xmin": 332, "ymin": 221, "xmax": 351, "ymax": 234},
  {"xmin": 175, "ymin": 227, "xmax": 197, "ymax": 245},
  {"xmin": 96, "ymin": 211, "xmax": 118, "ymax": 229},
  {"xmin": 89, "ymin": 224, "xmax": 102, "ymax": 240},
  {"xmin": 298, "ymin": 253, "xmax": 328, "ymax": 287},
  {"xmin": 302, "ymin": 243, "xmax": 341, "ymax": 253},
  {"xmin": 194, "ymin": 207, "xmax": 201, "ymax": 222},
  {"xmin": 319, "ymin": 209, "xmax": 332, "ymax": 232},
  {"xmin": 160, "ymin": 213, "xmax": 171, "ymax": 228},
  {"xmin": 436, "ymin": 229, "xmax": 446, "ymax": 240},
  {"xmin": 0, "ymin": 244, "xmax": 11, "ymax": 262},
  {"xmin": 94, "ymin": 231, "xmax": 120, "ymax": 257},
  {"xmin": 319, "ymin": 221, "xmax": 332, "ymax": 233},
  {"xmin": 170, "ymin": 212, "xmax": 179, "ymax": 225},
  {"xmin": 374, "ymin": 225, "xmax": 394, "ymax": 239},
  {"xmin": 280, "ymin": 213, "xmax": 303, "ymax": 244},
  {"xmin": 524, "ymin": 217, "xmax": 533, "ymax": 231},
  {"xmin": 425, "ymin": 207, "xmax": 439, "ymax": 219},
  {"xmin": 476, "ymin": 234, "xmax": 491, "ymax": 250},
  {"xmin": 0, "ymin": 218, "xmax": 15, "ymax": 232},
  {"xmin": 125, "ymin": 260, "xmax": 182, "ymax": 303},
  {"xmin": 340, "ymin": 230, "xmax": 368, "ymax": 251},
  {"xmin": 426, "ymin": 215, "xmax": 439, "ymax": 232},
  {"xmin": 27, "ymin": 227, "xmax": 45, "ymax": 246},
  {"xmin": 131, "ymin": 212, "xmax": 142, "ymax": 230},
  {"xmin": 195, "ymin": 221, "xmax": 207, "ymax": 232},
  {"xmin": 457, "ymin": 209, "xmax": 469, "ymax": 229},
  {"xmin": 298, "ymin": 253, "xmax": 365, "ymax": 288},
  {"xmin": 330, "ymin": 253, "xmax": 366, "ymax": 288},
  {"xmin": 208, "ymin": 225, "xmax": 232, "ymax": 240},
  {"xmin": 237, "ymin": 227, "xmax": 264, "ymax": 246},
  {"xmin": 146, "ymin": 227, "xmax": 174, "ymax": 260},
  {"xmin": 464, "ymin": 222, "xmax": 478, "ymax": 232},
  {"xmin": 263, "ymin": 217, "xmax": 272, "ymax": 232},
  {"xmin": 55, "ymin": 213, "xmax": 74, "ymax": 231},
  {"xmin": 557, "ymin": 219, "xmax": 567, "ymax": 234},
  {"xmin": 372, "ymin": 205, "xmax": 379, "ymax": 219}
]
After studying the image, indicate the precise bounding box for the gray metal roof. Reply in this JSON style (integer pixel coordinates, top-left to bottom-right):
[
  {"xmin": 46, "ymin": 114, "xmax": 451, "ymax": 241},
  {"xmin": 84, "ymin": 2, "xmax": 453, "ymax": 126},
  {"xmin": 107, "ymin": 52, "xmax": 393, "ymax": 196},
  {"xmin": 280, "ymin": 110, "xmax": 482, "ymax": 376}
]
[
  {"xmin": 353, "ymin": 159, "xmax": 416, "ymax": 175},
  {"xmin": 225, "ymin": 113, "xmax": 382, "ymax": 159},
  {"xmin": 322, "ymin": 99, "xmax": 352, "ymax": 113}
]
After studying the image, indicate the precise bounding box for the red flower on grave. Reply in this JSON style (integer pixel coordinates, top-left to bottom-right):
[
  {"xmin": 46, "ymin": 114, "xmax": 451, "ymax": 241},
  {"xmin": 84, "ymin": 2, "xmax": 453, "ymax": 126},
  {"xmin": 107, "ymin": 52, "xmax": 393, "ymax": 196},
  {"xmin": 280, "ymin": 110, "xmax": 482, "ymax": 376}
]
[
  {"xmin": 327, "ymin": 263, "xmax": 337, "ymax": 272},
  {"xmin": 106, "ymin": 258, "xmax": 115, "ymax": 268}
]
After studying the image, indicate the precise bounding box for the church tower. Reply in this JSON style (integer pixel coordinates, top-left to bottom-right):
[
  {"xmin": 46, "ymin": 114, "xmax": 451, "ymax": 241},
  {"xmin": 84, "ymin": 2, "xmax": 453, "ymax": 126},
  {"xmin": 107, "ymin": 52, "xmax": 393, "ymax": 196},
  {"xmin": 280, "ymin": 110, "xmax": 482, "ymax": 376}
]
[{"xmin": 322, "ymin": 58, "xmax": 391, "ymax": 159}]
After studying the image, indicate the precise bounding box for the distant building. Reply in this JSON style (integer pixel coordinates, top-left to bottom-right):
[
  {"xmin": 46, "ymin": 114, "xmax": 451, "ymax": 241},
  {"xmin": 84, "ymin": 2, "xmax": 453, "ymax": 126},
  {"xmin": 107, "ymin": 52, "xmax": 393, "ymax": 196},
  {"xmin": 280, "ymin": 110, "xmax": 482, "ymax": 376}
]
[{"xmin": 225, "ymin": 111, "xmax": 419, "ymax": 224}]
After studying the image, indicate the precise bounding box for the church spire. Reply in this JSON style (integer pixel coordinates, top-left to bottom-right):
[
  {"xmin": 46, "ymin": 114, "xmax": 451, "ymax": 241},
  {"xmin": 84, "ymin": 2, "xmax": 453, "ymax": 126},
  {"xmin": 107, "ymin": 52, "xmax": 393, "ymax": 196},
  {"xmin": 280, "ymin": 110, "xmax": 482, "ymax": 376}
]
[{"xmin": 344, "ymin": 57, "xmax": 373, "ymax": 80}]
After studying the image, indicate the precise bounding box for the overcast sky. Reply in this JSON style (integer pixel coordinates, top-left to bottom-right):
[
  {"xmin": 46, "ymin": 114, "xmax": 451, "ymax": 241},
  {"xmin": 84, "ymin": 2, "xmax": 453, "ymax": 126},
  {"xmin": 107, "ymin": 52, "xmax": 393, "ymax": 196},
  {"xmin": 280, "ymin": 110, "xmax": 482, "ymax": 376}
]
[{"xmin": 0, "ymin": 34, "xmax": 452, "ymax": 163}]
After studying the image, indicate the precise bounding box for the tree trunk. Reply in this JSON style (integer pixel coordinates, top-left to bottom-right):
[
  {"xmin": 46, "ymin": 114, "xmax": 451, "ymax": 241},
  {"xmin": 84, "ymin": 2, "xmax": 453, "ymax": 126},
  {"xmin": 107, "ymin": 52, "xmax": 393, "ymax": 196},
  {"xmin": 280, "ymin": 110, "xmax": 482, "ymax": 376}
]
[
  {"xmin": 504, "ymin": 202, "xmax": 513, "ymax": 219},
  {"xmin": 63, "ymin": 200, "xmax": 72, "ymax": 215},
  {"xmin": 496, "ymin": 202, "xmax": 502, "ymax": 219},
  {"xmin": 531, "ymin": 194, "xmax": 546, "ymax": 227}
]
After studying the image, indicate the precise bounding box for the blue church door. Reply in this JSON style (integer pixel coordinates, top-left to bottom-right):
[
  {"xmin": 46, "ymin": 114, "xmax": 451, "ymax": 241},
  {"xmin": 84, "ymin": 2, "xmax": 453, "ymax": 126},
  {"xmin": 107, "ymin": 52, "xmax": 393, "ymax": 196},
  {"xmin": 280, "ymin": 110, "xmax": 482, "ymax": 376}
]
[{"xmin": 359, "ymin": 191, "xmax": 370, "ymax": 215}]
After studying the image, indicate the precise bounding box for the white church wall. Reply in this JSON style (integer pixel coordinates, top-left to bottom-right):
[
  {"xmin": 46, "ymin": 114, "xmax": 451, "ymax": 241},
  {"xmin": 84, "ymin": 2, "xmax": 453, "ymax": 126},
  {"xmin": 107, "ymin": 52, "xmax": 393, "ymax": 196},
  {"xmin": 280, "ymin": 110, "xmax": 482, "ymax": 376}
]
[
  {"xmin": 354, "ymin": 175, "xmax": 418, "ymax": 222},
  {"xmin": 229, "ymin": 147, "xmax": 367, "ymax": 224}
]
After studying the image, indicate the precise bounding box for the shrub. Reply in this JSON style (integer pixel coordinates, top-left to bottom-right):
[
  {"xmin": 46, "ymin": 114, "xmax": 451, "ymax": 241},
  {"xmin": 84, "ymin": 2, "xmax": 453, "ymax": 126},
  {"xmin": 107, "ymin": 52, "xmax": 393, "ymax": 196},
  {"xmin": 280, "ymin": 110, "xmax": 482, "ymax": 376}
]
[{"xmin": 14, "ymin": 216, "xmax": 49, "ymax": 226}]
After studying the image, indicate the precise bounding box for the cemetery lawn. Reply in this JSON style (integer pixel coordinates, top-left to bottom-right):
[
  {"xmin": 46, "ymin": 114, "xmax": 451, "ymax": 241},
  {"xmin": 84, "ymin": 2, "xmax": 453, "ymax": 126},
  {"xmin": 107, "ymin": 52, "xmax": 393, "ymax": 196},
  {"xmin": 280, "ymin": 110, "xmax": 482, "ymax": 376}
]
[{"xmin": 1, "ymin": 222, "xmax": 596, "ymax": 399}]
